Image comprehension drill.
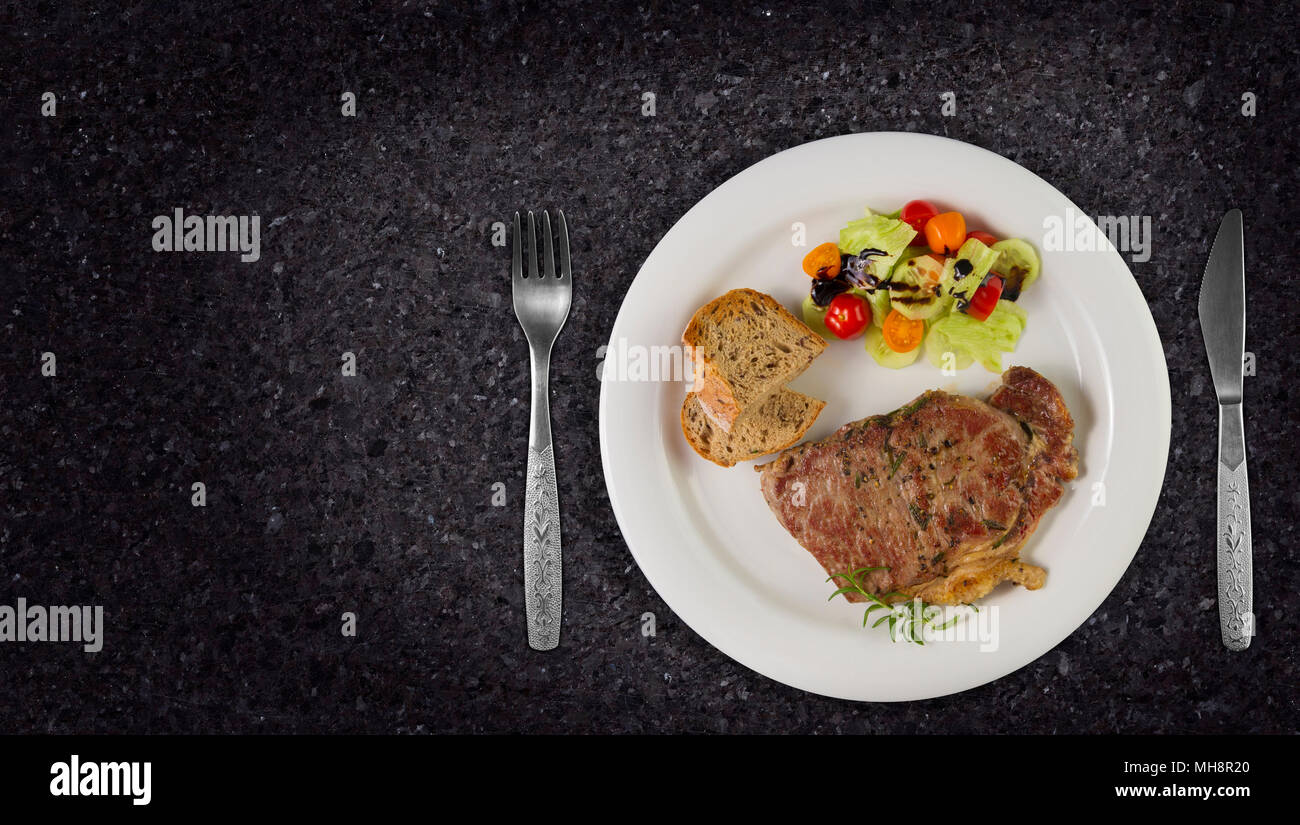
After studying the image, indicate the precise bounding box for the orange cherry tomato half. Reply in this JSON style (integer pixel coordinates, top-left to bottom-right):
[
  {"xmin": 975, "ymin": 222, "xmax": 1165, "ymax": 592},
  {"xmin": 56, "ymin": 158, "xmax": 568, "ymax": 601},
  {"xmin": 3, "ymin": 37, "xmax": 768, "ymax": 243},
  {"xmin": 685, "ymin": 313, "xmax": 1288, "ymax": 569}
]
[
  {"xmin": 924, "ymin": 211, "xmax": 966, "ymax": 256},
  {"xmin": 966, "ymin": 230, "xmax": 997, "ymax": 247},
  {"xmin": 801, "ymin": 242, "xmax": 842, "ymax": 279},
  {"xmin": 882, "ymin": 309, "xmax": 925, "ymax": 353},
  {"xmin": 824, "ymin": 293, "xmax": 870, "ymax": 339}
]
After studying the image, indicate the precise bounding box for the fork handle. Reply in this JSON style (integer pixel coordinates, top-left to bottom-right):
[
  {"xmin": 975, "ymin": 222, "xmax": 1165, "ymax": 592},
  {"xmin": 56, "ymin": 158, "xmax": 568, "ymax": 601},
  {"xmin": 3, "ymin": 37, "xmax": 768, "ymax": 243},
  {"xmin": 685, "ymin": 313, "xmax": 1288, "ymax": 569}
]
[
  {"xmin": 524, "ymin": 348, "xmax": 562, "ymax": 650},
  {"xmin": 1216, "ymin": 402, "xmax": 1252, "ymax": 651}
]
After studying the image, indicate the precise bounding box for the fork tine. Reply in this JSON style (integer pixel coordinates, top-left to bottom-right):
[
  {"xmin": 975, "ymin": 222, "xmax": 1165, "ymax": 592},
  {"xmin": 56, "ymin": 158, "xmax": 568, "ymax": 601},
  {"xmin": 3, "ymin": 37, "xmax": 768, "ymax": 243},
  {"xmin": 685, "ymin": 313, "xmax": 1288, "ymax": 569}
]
[
  {"xmin": 556, "ymin": 210, "xmax": 570, "ymax": 280},
  {"xmin": 526, "ymin": 211, "xmax": 540, "ymax": 279},
  {"xmin": 512, "ymin": 211, "xmax": 522, "ymax": 284},
  {"xmin": 542, "ymin": 211, "xmax": 556, "ymax": 279}
]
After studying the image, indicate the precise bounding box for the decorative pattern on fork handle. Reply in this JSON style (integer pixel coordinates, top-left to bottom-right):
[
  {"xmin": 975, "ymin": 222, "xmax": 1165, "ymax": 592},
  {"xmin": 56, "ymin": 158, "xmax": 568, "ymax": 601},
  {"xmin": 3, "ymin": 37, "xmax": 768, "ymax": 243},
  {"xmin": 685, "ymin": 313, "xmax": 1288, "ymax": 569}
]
[{"xmin": 524, "ymin": 444, "xmax": 562, "ymax": 650}]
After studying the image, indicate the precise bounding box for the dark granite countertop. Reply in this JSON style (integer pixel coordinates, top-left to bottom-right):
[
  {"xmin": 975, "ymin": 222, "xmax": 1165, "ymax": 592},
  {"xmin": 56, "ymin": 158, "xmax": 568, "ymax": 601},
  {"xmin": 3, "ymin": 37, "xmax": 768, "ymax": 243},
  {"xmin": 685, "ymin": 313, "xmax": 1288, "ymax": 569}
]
[{"xmin": 2, "ymin": 1, "xmax": 1296, "ymax": 733}]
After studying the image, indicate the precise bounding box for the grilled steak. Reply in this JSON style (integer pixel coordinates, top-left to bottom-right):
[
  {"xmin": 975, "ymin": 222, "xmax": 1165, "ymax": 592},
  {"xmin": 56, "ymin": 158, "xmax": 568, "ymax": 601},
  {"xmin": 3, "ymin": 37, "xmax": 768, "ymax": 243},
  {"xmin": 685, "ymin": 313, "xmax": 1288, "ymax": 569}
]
[{"xmin": 757, "ymin": 367, "xmax": 1079, "ymax": 605}]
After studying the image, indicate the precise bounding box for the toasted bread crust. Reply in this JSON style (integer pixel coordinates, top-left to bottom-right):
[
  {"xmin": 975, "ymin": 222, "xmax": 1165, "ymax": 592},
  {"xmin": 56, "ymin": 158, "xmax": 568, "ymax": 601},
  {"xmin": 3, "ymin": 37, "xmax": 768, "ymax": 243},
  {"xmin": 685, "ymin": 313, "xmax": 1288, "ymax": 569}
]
[
  {"xmin": 681, "ymin": 390, "xmax": 825, "ymax": 468},
  {"xmin": 682, "ymin": 288, "xmax": 825, "ymax": 433}
]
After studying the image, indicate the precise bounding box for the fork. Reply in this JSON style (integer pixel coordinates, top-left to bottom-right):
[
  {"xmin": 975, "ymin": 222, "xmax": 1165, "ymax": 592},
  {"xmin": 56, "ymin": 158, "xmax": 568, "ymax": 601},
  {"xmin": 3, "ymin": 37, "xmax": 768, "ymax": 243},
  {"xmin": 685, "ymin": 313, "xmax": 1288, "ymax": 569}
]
[{"xmin": 511, "ymin": 210, "xmax": 571, "ymax": 651}]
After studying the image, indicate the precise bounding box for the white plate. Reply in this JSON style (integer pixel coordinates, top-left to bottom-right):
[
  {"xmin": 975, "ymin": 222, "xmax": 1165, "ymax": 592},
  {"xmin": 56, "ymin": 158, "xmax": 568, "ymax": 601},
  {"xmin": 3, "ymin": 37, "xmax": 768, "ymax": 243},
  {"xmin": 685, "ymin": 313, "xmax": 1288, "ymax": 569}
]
[{"xmin": 598, "ymin": 132, "xmax": 1169, "ymax": 702}]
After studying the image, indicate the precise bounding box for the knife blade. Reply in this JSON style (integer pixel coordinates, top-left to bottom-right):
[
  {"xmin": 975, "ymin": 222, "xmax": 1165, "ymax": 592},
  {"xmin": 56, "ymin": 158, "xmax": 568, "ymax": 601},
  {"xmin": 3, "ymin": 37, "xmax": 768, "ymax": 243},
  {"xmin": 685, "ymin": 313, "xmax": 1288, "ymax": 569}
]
[
  {"xmin": 1197, "ymin": 209, "xmax": 1252, "ymax": 651},
  {"xmin": 1198, "ymin": 210, "xmax": 1245, "ymax": 403}
]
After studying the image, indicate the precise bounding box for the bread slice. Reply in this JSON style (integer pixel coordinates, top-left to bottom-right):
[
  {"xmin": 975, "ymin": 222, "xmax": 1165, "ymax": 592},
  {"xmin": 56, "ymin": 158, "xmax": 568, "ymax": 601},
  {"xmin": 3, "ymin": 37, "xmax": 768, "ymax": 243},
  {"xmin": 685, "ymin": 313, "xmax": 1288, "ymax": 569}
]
[
  {"xmin": 681, "ymin": 388, "xmax": 825, "ymax": 468},
  {"xmin": 683, "ymin": 288, "xmax": 827, "ymax": 433}
]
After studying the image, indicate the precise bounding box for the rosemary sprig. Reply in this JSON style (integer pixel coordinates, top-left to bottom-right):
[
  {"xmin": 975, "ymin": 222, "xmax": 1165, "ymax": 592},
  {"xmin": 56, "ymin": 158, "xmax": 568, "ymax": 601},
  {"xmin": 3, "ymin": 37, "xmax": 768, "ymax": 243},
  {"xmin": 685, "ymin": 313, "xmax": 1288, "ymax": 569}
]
[
  {"xmin": 886, "ymin": 448, "xmax": 905, "ymax": 479},
  {"xmin": 825, "ymin": 567, "xmax": 956, "ymax": 645},
  {"xmin": 908, "ymin": 502, "xmax": 931, "ymax": 530}
]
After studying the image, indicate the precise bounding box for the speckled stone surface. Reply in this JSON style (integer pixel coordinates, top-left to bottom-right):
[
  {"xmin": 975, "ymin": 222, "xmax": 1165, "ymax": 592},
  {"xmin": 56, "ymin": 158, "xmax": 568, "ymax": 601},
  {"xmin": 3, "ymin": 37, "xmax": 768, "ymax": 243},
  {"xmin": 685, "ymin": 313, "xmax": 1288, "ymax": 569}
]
[{"xmin": 2, "ymin": 1, "xmax": 1296, "ymax": 733}]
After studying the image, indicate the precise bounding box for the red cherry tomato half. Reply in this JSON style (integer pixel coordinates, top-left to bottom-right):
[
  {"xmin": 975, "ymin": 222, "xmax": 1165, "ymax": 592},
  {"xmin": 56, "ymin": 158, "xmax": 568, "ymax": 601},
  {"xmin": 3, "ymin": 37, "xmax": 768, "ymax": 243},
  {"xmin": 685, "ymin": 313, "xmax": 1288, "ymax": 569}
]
[
  {"xmin": 900, "ymin": 200, "xmax": 939, "ymax": 234},
  {"xmin": 824, "ymin": 292, "xmax": 870, "ymax": 339},
  {"xmin": 966, "ymin": 230, "xmax": 998, "ymax": 247},
  {"xmin": 965, "ymin": 273, "xmax": 1005, "ymax": 322}
]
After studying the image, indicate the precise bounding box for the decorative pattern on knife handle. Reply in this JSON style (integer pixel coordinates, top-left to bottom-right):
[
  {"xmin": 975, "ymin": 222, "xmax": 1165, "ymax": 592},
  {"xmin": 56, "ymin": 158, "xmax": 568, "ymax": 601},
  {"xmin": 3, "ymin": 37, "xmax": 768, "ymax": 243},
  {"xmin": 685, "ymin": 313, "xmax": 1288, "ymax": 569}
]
[
  {"xmin": 1217, "ymin": 463, "xmax": 1252, "ymax": 651},
  {"xmin": 524, "ymin": 443, "xmax": 562, "ymax": 650}
]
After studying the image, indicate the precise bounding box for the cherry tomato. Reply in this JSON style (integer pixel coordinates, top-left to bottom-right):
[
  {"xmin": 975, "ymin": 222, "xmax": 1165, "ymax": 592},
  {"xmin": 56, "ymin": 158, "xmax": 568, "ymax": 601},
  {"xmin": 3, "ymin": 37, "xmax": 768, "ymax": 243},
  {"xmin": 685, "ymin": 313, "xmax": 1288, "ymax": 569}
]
[
  {"xmin": 824, "ymin": 293, "xmax": 870, "ymax": 339},
  {"xmin": 924, "ymin": 211, "xmax": 966, "ymax": 256},
  {"xmin": 882, "ymin": 309, "xmax": 925, "ymax": 353},
  {"xmin": 966, "ymin": 230, "xmax": 998, "ymax": 247},
  {"xmin": 900, "ymin": 200, "xmax": 939, "ymax": 234},
  {"xmin": 801, "ymin": 242, "xmax": 842, "ymax": 279},
  {"xmin": 965, "ymin": 273, "xmax": 1005, "ymax": 322}
]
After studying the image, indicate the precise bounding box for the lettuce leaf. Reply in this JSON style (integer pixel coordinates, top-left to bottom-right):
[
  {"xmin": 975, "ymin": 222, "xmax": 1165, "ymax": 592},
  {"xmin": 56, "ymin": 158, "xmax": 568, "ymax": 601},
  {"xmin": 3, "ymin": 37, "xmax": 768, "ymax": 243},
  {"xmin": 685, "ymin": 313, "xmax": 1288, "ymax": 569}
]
[
  {"xmin": 940, "ymin": 237, "xmax": 1002, "ymax": 306},
  {"xmin": 927, "ymin": 301, "xmax": 1027, "ymax": 372},
  {"xmin": 837, "ymin": 214, "xmax": 917, "ymax": 279},
  {"xmin": 924, "ymin": 323, "xmax": 974, "ymax": 371}
]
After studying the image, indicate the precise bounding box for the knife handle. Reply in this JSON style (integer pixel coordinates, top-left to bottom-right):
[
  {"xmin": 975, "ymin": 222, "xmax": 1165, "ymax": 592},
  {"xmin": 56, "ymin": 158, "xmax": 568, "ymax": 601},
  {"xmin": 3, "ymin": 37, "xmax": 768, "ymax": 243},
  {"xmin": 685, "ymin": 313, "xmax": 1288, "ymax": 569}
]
[{"xmin": 1216, "ymin": 402, "xmax": 1253, "ymax": 651}]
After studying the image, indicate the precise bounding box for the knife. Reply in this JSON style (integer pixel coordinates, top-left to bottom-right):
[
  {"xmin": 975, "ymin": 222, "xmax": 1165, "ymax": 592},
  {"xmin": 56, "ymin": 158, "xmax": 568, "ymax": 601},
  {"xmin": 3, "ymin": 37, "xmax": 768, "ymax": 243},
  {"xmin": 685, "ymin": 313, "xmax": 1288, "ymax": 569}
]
[{"xmin": 1197, "ymin": 209, "xmax": 1252, "ymax": 651}]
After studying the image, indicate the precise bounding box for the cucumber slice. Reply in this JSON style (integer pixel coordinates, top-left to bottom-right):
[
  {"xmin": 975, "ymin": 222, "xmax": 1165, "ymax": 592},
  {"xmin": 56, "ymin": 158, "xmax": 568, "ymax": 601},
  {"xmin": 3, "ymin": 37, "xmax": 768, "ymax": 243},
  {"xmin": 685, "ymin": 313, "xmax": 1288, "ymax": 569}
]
[
  {"xmin": 801, "ymin": 294, "xmax": 836, "ymax": 341},
  {"xmin": 888, "ymin": 246, "xmax": 934, "ymax": 277},
  {"xmin": 990, "ymin": 238, "xmax": 1040, "ymax": 300},
  {"xmin": 924, "ymin": 325, "xmax": 974, "ymax": 371},
  {"xmin": 864, "ymin": 324, "xmax": 921, "ymax": 369},
  {"xmin": 904, "ymin": 243, "xmax": 932, "ymax": 257},
  {"xmin": 888, "ymin": 254, "xmax": 950, "ymax": 321}
]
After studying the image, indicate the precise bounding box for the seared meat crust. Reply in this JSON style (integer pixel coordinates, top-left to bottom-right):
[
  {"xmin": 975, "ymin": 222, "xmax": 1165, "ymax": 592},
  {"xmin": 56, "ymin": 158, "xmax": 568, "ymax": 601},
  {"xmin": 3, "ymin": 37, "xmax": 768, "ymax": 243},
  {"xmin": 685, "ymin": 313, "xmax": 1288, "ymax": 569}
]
[{"xmin": 757, "ymin": 367, "xmax": 1078, "ymax": 604}]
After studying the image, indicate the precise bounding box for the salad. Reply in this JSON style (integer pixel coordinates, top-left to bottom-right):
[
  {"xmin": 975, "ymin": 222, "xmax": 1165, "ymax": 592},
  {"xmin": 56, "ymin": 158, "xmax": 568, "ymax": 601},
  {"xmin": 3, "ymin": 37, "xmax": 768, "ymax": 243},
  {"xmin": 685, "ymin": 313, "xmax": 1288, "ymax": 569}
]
[{"xmin": 799, "ymin": 200, "xmax": 1041, "ymax": 371}]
